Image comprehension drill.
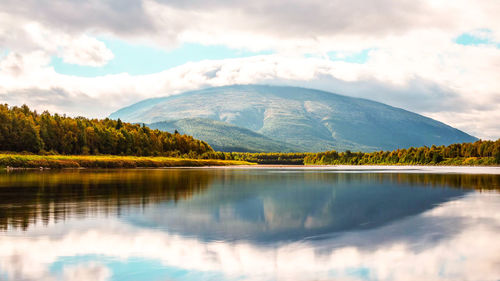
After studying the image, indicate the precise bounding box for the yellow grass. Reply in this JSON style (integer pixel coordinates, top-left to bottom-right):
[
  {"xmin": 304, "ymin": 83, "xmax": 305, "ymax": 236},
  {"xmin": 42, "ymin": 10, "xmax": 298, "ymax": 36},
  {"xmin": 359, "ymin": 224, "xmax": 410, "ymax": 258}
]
[{"xmin": 0, "ymin": 154, "xmax": 253, "ymax": 168}]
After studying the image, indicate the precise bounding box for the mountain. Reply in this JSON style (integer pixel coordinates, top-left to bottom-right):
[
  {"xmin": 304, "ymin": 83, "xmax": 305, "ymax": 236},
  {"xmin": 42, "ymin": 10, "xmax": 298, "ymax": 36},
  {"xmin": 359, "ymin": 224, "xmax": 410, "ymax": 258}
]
[
  {"xmin": 110, "ymin": 85, "xmax": 477, "ymax": 152},
  {"xmin": 148, "ymin": 118, "xmax": 301, "ymax": 152}
]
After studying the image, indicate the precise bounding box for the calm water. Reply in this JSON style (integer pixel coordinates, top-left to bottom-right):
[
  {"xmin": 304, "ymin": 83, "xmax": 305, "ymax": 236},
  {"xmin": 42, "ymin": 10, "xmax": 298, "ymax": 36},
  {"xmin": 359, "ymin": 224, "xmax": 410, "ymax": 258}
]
[{"xmin": 0, "ymin": 167, "xmax": 499, "ymax": 281}]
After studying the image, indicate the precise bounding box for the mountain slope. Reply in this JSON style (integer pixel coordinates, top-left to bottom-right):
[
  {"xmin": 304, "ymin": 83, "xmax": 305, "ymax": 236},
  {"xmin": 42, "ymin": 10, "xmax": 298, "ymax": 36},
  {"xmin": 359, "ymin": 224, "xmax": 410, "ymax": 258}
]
[
  {"xmin": 148, "ymin": 118, "xmax": 301, "ymax": 152},
  {"xmin": 110, "ymin": 85, "xmax": 477, "ymax": 152}
]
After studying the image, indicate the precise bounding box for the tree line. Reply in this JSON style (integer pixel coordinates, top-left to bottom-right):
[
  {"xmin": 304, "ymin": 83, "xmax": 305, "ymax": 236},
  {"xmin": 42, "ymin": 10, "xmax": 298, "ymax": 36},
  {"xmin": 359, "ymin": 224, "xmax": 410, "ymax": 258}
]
[
  {"xmin": 304, "ymin": 139, "xmax": 500, "ymax": 165},
  {"xmin": 221, "ymin": 152, "xmax": 311, "ymax": 164},
  {"xmin": 0, "ymin": 104, "xmax": 213, "ymax": 157},
  {"xmin": 201, "ymin": 141, "xmax": 500, "ymax": 166}
]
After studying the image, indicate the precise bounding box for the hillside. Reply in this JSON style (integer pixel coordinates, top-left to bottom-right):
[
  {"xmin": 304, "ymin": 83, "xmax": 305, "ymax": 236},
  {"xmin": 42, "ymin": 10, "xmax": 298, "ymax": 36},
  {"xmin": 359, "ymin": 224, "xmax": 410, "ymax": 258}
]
[
  {"xmin": 148, "ymin": 118, "xmax": 300, "ymax": 152},
  {"xmin": 110, "ymin": 85, "xmax": 477, "ymax": 152}
]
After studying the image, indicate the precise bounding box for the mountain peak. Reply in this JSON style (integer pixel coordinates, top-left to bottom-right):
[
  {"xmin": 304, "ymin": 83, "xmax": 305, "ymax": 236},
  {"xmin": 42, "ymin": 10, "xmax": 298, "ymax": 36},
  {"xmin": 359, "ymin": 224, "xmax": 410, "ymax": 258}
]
[{"xmin": 110, "ymin": 85, "xmax": 477, "ymax": 152}]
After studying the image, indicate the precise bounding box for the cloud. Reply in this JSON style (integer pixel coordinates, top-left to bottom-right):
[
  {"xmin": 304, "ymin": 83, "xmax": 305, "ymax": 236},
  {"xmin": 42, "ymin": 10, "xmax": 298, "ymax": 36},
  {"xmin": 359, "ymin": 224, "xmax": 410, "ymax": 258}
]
[
  {"xmin": 0, "ymin": 13, "xmax": 114, "ymax": 68},
  {"xmin": 0, "ymin": 51, "xmax": 50, "ymax": 76},
  {"xmin": 63, "ymin": 263, "xmax": 111, "ymax": 281},
  {"xmin": 0, "ymin": 88, "xmax": 112, "ymax": 117},
  {"xmin": 0, "ymin": 0, "xmax": 498, "ymax": 52},
  {"xmin": 144, "ymin": 0, "xmax": 441, "ymax": 49},
  {"xmin": 59, "ymin": 35, "xmax": 114, "ymax": 66},
  {"xmin": 0, "ymin": 0, "xmax": 154, "ymax": 36}
]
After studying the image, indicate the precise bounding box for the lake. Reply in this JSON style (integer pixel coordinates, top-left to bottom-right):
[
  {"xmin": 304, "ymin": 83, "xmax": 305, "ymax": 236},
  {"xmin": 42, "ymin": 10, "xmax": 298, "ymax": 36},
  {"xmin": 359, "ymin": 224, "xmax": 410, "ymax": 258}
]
[{"xmin": 0, "ymin": 167, "xmax": 499, "ymax": 281}]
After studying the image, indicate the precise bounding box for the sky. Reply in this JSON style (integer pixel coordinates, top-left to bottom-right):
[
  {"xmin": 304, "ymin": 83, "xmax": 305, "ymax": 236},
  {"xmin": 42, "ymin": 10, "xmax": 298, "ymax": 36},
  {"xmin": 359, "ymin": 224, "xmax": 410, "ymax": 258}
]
[{"xmin": 0, "ymin": 0, "xmax": 499, "ymax": 139}]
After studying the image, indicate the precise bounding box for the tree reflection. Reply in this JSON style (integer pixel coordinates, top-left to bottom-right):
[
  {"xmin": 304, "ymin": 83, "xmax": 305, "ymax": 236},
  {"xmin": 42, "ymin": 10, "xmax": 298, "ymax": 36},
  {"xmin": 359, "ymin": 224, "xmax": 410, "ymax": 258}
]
[{"xmin": 0, "ymin": 169, "xmax": 213, "ymax": 230}]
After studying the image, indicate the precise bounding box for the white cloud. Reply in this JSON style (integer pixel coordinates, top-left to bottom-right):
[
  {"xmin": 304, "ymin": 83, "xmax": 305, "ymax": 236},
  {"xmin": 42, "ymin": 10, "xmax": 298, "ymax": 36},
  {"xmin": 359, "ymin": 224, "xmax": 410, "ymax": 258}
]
[
  {"xmin": 63, "ymin": 263, "xmax": 111, "ymax": 281},
  {"xmin": 1, "ymin": 0, "xmax": 499, "ymax": 53},
  {"xmin": 0, "ymin": 51, "xmax": 49, "ymax": 77},
  {"xmin": 59, "ymin": 35, "xmax": 114, "ymax": 66},
  {"xmin": 0, "ymin": 13, "xmax": 113, "ymax": 67}
]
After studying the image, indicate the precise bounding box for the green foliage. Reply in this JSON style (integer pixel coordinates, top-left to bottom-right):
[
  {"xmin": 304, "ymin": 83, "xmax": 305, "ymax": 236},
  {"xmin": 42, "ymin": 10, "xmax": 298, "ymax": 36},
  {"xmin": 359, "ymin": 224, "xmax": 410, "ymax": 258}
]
[
  {"xmin": 304, "ymin": 139, "xmax": 500, "ymax": 166},
  {"xmin": 494, "ymin": 146, "xmax": 500, "ymax": 164},
  {"xmin": 148, "ymin": 118, "xmax": 301, "ymax": 153},
  {"xmin": 0, "ymin": 104, "xmax": 214, "ymax": 157}
]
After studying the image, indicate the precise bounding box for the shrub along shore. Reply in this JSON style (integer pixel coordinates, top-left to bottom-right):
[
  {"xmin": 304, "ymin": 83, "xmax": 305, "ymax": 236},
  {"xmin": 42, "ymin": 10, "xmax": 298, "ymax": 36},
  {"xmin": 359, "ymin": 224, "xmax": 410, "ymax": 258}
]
[{"xmin": 0, "ymin": 154, "xmax": 252, "ymax": 169}]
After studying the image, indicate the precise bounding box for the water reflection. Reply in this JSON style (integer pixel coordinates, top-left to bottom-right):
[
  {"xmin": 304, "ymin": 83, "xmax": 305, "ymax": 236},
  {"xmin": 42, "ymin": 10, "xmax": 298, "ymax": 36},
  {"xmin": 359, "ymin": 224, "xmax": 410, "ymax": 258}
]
[
  {"xmin": 0, "ymin": 169, "xmax": 212, "ymax": 230},
  {"xmin": 0, "ymin": 168, "xmax": 499, "ymax": 281},
  {"xmin": 129, "ymin": 172, "xmax": 472, "ymax": 242}
]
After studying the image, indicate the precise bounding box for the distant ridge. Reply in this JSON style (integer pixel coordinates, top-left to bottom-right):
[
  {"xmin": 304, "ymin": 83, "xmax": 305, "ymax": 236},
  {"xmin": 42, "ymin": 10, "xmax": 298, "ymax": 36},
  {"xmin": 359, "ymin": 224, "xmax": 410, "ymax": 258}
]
[
  {"xmin": 110, "ymin": 85, "xmax": 477, "ymax": 152},
  {"xmin": 148, "ymin": 118, "xmax": 301, "ymax": 152}
]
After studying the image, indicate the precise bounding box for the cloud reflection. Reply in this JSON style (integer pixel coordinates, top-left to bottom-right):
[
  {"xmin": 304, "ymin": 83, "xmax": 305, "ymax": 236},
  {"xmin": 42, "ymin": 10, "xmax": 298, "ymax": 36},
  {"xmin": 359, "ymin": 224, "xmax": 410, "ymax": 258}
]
[{"xmin": 0, "ymin": 192, "xmax": 499, "ymax": 281}]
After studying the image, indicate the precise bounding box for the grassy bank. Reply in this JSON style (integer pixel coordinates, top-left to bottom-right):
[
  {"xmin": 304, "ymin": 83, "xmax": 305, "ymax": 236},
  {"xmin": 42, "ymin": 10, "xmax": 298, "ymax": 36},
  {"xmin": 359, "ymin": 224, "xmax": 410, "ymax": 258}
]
[{"xmin": 0, "ymin": 154, "xmax": 252, "ymax": 169}]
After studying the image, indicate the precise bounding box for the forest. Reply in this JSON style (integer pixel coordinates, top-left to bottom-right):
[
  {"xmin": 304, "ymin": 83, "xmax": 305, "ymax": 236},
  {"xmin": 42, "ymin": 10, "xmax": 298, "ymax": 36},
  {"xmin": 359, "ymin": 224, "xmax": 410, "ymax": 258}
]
[
  {"xmin": 304, "ymin": 139, "xmax": 500, "ymax": 165},
  {"xmin": 0, "ymin": 104, "xmax": 213, "ymax": 157}
]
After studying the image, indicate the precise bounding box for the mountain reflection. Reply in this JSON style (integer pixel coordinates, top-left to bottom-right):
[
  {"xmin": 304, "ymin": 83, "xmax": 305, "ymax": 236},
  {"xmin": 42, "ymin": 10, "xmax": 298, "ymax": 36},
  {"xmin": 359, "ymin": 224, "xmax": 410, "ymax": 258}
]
[{"xmin": 126, "ymin": 171, "xmax": 473, "ymax": 242}]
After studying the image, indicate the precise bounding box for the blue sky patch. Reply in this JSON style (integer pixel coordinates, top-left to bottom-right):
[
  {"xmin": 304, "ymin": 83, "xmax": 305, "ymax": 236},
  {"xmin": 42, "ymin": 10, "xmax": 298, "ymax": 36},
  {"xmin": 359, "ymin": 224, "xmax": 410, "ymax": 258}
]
[
  {"xmin": 0, "ymin": 49, "xmax": 9, "ymax": 60},
  {"xmin": 51, "ymin": 38, "xmax": 273, "ymax": 77},
  {"xmin": 454, "ymin": 29, "xmax": 496, "ymax": 46},
  {"xmin": 455, "ymin": 34, "xmax": 490, "ymax": 46},
  {"xmin": 49, "ymin": 254, "xmax": 237, "ymax": 281},
  {"xmin": 328, "ymin": 49, "xmax": 373, "ymax": 64}
]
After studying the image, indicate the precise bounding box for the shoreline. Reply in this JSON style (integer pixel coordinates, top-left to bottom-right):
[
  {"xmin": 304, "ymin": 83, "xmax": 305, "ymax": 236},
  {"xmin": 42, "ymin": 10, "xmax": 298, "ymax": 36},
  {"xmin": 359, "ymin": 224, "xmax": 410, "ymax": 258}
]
[
  {"xmin": 0, "ymin": 154, "xmax": 253, "ymax": 169},
  {"xmin": 3, "ymin": 164, "xmax": 499, "ymax": 175},
  {"xmin": 169, "ymin": 164, "xmax": 500, "ymax": 174},
  {"xmin": 0, "ymin": 153, "xmax": 498, "ymax": 172}
]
